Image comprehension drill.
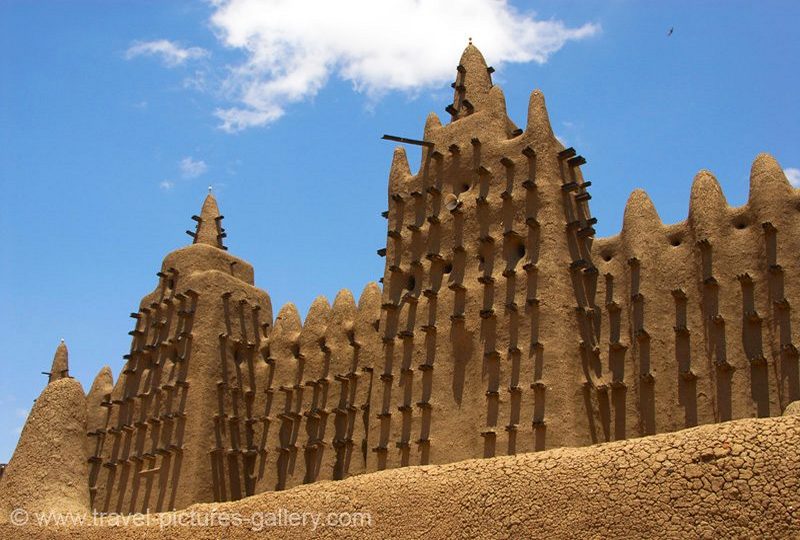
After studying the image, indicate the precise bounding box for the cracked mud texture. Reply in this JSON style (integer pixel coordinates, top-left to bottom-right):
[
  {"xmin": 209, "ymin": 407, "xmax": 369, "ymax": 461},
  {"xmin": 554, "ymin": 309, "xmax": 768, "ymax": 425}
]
[
  {"xmin": 0, "ymin": 378, "xmax": 89, "ymax": 518},
  {"xmin": 3, "ymin": 414, "xmax": 798, "ymax": 539}
]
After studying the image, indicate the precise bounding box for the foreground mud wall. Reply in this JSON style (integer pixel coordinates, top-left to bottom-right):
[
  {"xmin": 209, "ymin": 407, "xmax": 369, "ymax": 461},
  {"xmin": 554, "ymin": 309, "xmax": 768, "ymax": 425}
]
[{"xmin": 5, "ymin": 414, "xmax": 799, "ymax": 539}]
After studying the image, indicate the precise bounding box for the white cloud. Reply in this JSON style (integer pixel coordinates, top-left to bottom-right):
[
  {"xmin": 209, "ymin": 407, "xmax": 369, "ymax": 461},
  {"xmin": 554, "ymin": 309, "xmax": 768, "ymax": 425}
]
[
  {"xmin": 159, "ymin": 157, "xmax": 208, "ymax": 190},
  {"xmin": 179, "ymin": 157, "xmax": 208, "ymax": 178},
  {"xmin": 183, "ymin": 70, "xmax": 211, "ymax": 92},
  {"xmin": 785, "ymin": 168, "xmax": 800, "ymax": 188},
  {"xmin": 126, "ymin": 39, "xmax": 209, "ymax": 67},
  {"xmin": 208, "ymin": 0, "xmax": 600, "ymax": 131}
]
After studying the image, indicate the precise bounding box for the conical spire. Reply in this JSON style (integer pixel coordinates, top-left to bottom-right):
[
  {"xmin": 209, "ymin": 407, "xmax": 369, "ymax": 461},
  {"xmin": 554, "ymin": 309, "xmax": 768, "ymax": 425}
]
[
  {"xmin": 423, "ymin": 112, "xmax": 442, "ymax": 139},
  {"xmin": 447, "ymin": 41, "xmax": 494, "ymax": 120},
  {"xmin": 689, "ymin": 170, "xmax": 728, "ymax": 238},
  {"xmin": 0, "ymin": 378, "xmax": 90, "ymax": 517},
  {"xmin": 270, "ymin": 302, "xmax": 303, "ymax": 388},
  {"xmin": 458, "ymin": 42, "xmax": 492, "ymax": 96},
  {"xmin": 690, "ymin": 170, "xmax": 728, "ymax": 214},
  {"xmin": 621, "ymin": 189, "xmax": 663, "ymax": 243},
  {"xmin": 526, "ymin": 89, "xmax": 554, "ymax": 139},
  {"xmin": 189, "ymin": 193, "xmax": 226, "ymax": 249},
  {"xmin": 388, "ymin": 146, "xmax": 411, "ymax": 195},
  {"xmin": 357, "ymin": 282, "xmax": 382, "ymax": 317},
  {"xmin": 301, "ymin": 296, "xmax": 331, "ymax": 349},
  {"xmin": 48, "ymin": 339, "xmax": 69, "ymax": 384},
  {"xmin": 330, "ymin": 289, "xmax": 357, "ymax": 327},
  {"xmin": 749, "ymin": 153, "xmax": 792, "ymax": 207},
  {"xmin": 86, "ymin": 366, "xmax": 113, "ymax": 433},
  {"xmin": 487, "ymin": 85, "xmax": 510, "ymax": 117},
  {"xmin": 328, "ymin": 289, "xmax": 357, "ymax": 374},
  {"xmin": 272, "ymin": 303, "xmax": 303, "ymax": 348}
]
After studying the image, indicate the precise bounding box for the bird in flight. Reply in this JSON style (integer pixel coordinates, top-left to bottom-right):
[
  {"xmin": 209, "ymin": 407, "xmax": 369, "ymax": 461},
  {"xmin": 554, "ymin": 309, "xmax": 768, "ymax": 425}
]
[{"xmin": 667, "ymin": 27, "xmax": 674, "ymax": 36}]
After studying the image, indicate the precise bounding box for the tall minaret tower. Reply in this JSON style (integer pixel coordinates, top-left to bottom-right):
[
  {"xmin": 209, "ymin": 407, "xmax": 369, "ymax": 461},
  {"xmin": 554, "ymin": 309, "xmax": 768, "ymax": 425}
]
[
  {"xmin": 87, "ymin": 194, "xmax": 273, "ymax": 513},
  {"xmin": 371, "ymin": 42, "xmax": 597, "ymax": 470}
]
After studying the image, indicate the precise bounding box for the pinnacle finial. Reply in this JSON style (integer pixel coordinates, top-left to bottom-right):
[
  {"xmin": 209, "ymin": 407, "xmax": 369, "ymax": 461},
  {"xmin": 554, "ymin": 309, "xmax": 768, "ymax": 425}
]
[
  {"xmin": 448, "ymin": 40, "xmax": 493, "ymax": 120},
  {"xmin": 208, "ymin": 185, "xmax": 212, "ymax": 193},
  {"xmin": 48, "ymin": 340, "xmax": 69, "ymax": 384},
  {"xmin": 749, "ymin": 153, "xmax": 792, "ymax": 206},
  {"xmin": 525, "ymin": 89, "xmax": 554, "ymax": 138},
  {"xmin": 622, "ymin": 189, "xmax": 663, "ymax": 242},
  {"xmin": 188, "ymin": 193, "xmax": 226, "ymax": 249}
]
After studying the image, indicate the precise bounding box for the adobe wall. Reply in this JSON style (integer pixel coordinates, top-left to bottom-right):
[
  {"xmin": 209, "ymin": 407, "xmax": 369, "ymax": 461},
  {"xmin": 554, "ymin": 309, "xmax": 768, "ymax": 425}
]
[
  {"xmin": 589, "ymin": 159, "xmax": 800, "ymax": 440},
  {"xmin": 74, "ymin": 43, "xmax": 799, "ymax": 512},
  {"xmin": 6, "ymin": 413, "xmax": 799, "ymax": 538}
]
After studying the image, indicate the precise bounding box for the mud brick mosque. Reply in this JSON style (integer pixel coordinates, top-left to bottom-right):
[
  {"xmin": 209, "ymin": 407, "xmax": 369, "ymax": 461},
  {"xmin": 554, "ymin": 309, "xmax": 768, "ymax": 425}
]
[{"xmin": 2, "ymin": 43, "xmax": 799, "ymax": 523}]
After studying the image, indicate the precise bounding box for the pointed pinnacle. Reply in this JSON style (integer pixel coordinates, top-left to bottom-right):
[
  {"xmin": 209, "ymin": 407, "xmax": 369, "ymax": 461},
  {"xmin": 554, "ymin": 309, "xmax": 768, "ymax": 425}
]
[
  {"xmin": 49, "ymin": 340, "xmax": 69, "ymax": 384},
  {"xmin": 191, "ymin": 193, "xmax": 225, "ymax": 249}
]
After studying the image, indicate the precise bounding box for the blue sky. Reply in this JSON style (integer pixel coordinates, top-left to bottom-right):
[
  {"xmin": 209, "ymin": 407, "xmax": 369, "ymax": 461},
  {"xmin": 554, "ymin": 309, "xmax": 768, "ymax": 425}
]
[{"xmin": 0, "ymin": 0, "xmax": 798, "ymax": 461}]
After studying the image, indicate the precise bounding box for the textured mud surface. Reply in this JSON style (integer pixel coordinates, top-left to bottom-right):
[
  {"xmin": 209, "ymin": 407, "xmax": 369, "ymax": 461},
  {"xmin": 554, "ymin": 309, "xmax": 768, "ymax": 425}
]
[
  {"xmin": 2, "ymin": 414, "xmax": 798, "ymax": 539},
  {"xmin": 0, "ymin": 378, "xmax": 89, "ymax": 518}
]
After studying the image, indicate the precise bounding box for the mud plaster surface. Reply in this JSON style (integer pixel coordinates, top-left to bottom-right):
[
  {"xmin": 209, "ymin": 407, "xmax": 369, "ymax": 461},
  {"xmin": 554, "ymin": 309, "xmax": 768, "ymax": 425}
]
[
  {"xmin": 0, "ymin": 379, "xmax": 89, "ymax": 517},
  {"xmin": 3, "ymin": 414, "xmax": 799, "ymax": 539}
]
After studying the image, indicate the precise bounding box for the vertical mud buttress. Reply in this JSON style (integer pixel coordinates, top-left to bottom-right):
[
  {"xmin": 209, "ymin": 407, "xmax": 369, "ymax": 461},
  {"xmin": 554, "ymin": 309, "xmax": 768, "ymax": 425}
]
[{"xmin": 76, "ymin": 44, "xmax": 800, "ymax": 512}]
